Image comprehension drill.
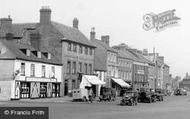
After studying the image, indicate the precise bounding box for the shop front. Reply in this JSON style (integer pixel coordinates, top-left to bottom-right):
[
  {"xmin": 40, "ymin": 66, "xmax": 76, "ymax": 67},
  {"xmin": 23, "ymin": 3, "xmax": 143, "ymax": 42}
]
[
  {"xmin": 12, "ymin": 77, "xmax": 61, "ymax": 99},
  {"xmin": 111, "ymin": 78, "xmax": 130, "ymax": 96}
]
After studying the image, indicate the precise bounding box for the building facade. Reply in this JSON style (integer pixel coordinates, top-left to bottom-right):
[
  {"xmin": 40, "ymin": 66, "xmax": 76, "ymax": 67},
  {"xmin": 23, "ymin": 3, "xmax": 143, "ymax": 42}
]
[
  {"xmin": 0, "ymin": 39, "xmax": 62, "ymax": 100},
  {"xmin": 61, "ymin": 38, "xmax": 95, "ymax": 96},
  {"xmin": 0, "ymin": 7, "xmax": 97, "ymax": 96}
]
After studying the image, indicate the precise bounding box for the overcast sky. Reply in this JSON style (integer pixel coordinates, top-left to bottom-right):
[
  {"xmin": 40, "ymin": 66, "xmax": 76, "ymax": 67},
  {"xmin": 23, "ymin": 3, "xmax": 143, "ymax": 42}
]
[{"xmin": 0, "ymin": 0, "xmax": 189, "ymax": 78}]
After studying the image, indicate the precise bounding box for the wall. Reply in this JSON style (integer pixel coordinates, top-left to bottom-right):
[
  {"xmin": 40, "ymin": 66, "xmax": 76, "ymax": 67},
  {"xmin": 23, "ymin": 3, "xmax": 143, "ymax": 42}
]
[
  {"xmin": 14, "ymin": 60, "xmax": 62, "ymax": 82},
  {"xmin": 118, "ymin": 57, "xmax": 133, "ymax": 82},
  {"xmin": 0, "ymin": 81, "xmax": 13, "ymax": 100},
  {"xmin": 0, "ymin": 60, "xmax": 14, "ymax": 81},
  {"xmin": 62, "ymin": 41, "xmax": 95, "ymax": 95}
]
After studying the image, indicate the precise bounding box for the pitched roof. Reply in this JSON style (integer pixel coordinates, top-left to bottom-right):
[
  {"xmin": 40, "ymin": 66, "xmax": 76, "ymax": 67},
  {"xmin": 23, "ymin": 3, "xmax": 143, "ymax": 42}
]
[
  {"xmin": 93, "ymin": 39, "xmax": 117, "ymax": 53},
  {"xmin": 0, "ymin": 39, "xmax": 61, "ymax": 65},
  {"xmin": 127, "ymin": 49, "xmax": 153, "ymax": 65},
  {"xmin": 11, "ymin": 21, "xmax": 96, "ymax": 49},
  {"xmin": 52, "ymin": 22, "xmax": 95, "ymax": 47},
  {"xmin": 91, "ymin": 39, "xmax": 107, "ymax": 71},
  {"xmin": 12, "ymin": 23, "xmax": 37, "ymax": 37}
]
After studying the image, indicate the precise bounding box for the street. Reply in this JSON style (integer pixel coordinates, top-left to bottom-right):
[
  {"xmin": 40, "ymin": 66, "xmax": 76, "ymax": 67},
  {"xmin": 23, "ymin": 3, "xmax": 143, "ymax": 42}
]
[{"xmin": 0, "ymin": 95, "xmax": 190, "ymax": 119}]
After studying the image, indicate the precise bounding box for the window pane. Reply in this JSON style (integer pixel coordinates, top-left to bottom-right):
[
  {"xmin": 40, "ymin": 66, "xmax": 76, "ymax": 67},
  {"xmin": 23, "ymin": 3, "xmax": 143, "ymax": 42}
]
[
  {"xmin": 31, "ymin": 64, "xmax": 35, "ymax": 76},
  {"xmin": 67, "ymin": 61, "xmax": 71, "ymax": 74},
  {"xmin": 52, "ymin": 66, "xmax": 55, "ymax": 77},
  {"xmin": 67, "ymin": 43, "xmax": 72, "ymax": 51},
  {"xmin": 21, "ymin": 63, "xmax": 25, "ymax": 76},
  {"xmin": 42, "ymin": 65, "xmax": 46, "ymax": 77},
  {"xmin": 72, "ymin": 62, "xmax": 76, "ymax": 74},
  {"xmin": 73, "ymin": 44, "xmax": 77, "ymax": 52}
]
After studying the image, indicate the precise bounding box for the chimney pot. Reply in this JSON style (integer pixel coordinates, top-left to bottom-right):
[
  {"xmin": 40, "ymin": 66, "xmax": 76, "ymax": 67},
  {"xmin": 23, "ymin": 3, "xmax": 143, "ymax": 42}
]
[
  {"xmin": 40, "ymin": 6, "xmax": 51, "ymax": 24},
  {"xmin": 73, "ymin": 18, "xmax": 79, "ymax": 29},
  {"xmin": 90, "ymin": 27, "xmax": 96, "ymax": 40},
  {"xmin": 101, "ymin": 35, "xmax": 110, "ymax": 46}
]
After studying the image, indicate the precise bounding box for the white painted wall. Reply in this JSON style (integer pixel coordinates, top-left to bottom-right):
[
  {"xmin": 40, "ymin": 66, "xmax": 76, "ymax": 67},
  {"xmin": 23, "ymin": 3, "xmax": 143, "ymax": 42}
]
[{"xmin": 14, "ymin": 60, "xmax": 62, "ymax": 82}]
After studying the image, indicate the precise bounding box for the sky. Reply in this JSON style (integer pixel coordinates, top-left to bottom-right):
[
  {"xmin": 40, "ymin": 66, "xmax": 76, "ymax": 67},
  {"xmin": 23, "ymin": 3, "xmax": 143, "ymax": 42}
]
[{"xmin": 0, "ymin": 0, "xmax": 189, "ymax": 78}]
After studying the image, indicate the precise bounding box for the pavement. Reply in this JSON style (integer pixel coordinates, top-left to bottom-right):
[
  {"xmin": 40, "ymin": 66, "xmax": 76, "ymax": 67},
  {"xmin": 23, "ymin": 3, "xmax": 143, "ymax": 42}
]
[{"xmin": 0, "ymin": 96, "xmax": 73, "ymax": 104}]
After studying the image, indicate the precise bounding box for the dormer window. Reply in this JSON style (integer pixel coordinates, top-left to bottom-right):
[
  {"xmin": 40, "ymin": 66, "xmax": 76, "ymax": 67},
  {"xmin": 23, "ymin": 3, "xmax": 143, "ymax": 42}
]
[
  {"xmin": 32, "ymin": 51, "xmax": 37, "ymax": 56},
  {"xmin": 37, "ymin": 51, "xmax": 41, "ymax": 58},
  {"xmin": 42, "ymin": 52, "xmax": 51, "ymax": 59}
]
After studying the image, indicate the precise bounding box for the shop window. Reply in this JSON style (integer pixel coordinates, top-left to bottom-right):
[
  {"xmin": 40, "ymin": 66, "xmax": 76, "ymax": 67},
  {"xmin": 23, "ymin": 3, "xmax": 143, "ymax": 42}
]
[
  {"xmin": 30, "ymin": 64, "xmax": 35, "ymax": 77},
  {"xmin": 42, "ymin": 65, "xmax": 46, "ymax": 77},
  {"xmin": 20, "ymin": 82, "xmax": 30, "ymax": 98},
  {"xmin": 21, "ymin": 63, "xmax": 25, "ymax": 76},
  {"xmin": 40, "ymin": 83, "xmax": 47, "ymax": 98},
  {"xmin": 52, "ymin": 83, "xmax": 60, "ymax": 97}
]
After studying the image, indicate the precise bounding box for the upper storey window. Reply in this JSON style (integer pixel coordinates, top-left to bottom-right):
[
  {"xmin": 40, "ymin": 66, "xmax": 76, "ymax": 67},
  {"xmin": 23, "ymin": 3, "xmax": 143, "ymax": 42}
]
[{"xmin": 68, "ymin": 43, "xmax": 72, "ymax": 51}]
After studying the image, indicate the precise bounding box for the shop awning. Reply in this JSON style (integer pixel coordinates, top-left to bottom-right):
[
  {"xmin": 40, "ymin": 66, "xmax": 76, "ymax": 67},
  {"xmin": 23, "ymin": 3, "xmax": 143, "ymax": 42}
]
[
  {"xmin": 112, "ymin": 78, "xmax": 130, "ymax": 87},
  {"xmin": 80, "ymin": 75, "xmax": 106, "ymax": 89}
]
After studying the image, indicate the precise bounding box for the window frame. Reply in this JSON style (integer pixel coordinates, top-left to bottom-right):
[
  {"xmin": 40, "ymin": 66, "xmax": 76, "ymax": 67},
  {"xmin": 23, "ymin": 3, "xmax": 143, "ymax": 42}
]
[
  {"xmin": 21, "ymin": 63, "xmax": 25, "ymax": 76},
  {"xmin": 41, "ymin": 65, "xmax": 46, "ymax": 77},
  {"xmin": 30, "ymin": 64, "xmax": 35, "ymax": 77}
]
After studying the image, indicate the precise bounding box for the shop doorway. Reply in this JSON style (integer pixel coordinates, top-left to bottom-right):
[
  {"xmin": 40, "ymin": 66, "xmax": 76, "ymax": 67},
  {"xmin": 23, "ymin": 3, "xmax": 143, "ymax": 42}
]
[
  {"xmin": 64, "ymin": 80, "xmax": 68, "ymax": 96},
  {"xmin": 40, "ymin": 83, "xmax": 47, "ymax": 98}
]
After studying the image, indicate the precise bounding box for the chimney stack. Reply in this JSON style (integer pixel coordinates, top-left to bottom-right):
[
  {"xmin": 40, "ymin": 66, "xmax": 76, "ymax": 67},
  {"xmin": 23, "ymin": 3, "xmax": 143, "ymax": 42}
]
[
  {"xmin": 90, "ymin": 27, "xmax": 96, "ymax": 40},
  {"xmin": 101, "ymin": 35, "xmax": 110, "ymax": 46},
  {"xmin": 143, "ymin": 49, "xmax": 148, "ymax": 56},
  {"xmin": 0, "ymin": 15, "xmax": 12, "ymax": 37},
  {"xmin": 40, "ymin": 6, "xmax": 51, "ymax": 24},
  {"xmin": 73, "ymin": 18, "xmax": 79, "ymax": 29},
  {"xmin": 158, "ymin": 56, "xmax": 164, "ymax": 63}
]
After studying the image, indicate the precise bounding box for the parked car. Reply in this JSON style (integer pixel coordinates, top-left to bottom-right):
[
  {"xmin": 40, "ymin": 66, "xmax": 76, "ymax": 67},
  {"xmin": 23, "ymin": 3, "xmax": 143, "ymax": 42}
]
[
  {"xmin": 99, "ymin": 87, "xmax": 116, "ymax": 102},
  {"xmin": 120, "ymin": 91, "xmax": 138, "ymax": 106},
  {"xmin": 174, "ymin": 88, "xmax": 187, "ymax": 96},
  {"xmin": 138, "ymin": 89, "xmax": 153, "ymax": 103}
]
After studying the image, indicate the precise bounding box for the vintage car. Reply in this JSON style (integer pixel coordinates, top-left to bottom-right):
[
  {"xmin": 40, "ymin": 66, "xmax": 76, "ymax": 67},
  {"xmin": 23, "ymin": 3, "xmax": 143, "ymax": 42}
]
[
  {"xmin": 174, "ymin": 88, "xmax": 187, "ymax": 96},
  {"xmin": 120, "ymin": 91, "xmax": 138, "ymax": 106},
  {"xmin": 138, "ymin": 88, "xmax": 156, "ymax": 103},
  {"xmin": 99, "ymin": 87, "xmax": 116, "ymax": 102}
]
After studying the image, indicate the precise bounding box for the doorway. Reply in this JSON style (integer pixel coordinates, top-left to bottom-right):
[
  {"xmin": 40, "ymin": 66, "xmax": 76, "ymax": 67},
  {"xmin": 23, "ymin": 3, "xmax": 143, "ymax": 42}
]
[{"xmin": 64, "ymin": 80, "xmax": 68, "ymax": 96}]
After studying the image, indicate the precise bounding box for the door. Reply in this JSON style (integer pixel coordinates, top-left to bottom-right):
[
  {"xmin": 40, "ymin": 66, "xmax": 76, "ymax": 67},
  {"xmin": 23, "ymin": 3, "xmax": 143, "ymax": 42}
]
[{"xmin": 64, "ymin": 80, "xmax": 68, "ymax": 96}]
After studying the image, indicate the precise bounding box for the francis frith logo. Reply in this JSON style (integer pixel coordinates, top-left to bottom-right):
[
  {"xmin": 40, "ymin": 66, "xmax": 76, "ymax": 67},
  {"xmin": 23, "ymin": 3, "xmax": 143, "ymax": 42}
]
[{"xmin": 143, "ymin": 9, "xmax": 180, "ymax": 31}]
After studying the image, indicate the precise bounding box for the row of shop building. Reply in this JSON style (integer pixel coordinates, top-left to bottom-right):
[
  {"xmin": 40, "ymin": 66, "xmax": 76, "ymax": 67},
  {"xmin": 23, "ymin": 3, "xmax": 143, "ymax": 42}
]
[{"xmin": 0, "ymin": 6, "xmax": 170, "ymax": 100}]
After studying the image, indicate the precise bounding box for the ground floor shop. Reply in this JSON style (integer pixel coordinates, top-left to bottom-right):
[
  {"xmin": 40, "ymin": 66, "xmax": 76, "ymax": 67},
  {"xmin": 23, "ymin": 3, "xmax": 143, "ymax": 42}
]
[
  {"xmin": 111, "ymin": 78, "xmax": 131, "ymax": 96},
  {"xmin": 15, "ymin": 81, "xmax": 60, "ymax": 99},
  {"xmin": 0, "ymin": 79, "xmax": 61, "ymax": 100}
]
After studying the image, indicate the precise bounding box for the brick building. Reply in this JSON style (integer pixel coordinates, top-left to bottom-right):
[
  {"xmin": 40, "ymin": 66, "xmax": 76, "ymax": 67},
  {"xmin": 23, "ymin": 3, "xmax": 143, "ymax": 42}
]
[{"xmin": 0, "ymin": 7, "xmax": 96, "ymax": 96}]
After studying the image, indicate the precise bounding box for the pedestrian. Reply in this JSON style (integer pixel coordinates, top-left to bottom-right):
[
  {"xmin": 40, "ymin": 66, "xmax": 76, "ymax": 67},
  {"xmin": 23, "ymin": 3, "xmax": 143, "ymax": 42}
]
[{"xmin": 88, "ymin": 88, "xmax": 93, "ymax": 103}]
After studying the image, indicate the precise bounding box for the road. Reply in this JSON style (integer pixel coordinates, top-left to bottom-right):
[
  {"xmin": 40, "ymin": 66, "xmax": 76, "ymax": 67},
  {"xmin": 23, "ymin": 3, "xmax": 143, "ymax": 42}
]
[{"xmin": 0, "ymin": 95, "xmax": 190, "ymax": 119}]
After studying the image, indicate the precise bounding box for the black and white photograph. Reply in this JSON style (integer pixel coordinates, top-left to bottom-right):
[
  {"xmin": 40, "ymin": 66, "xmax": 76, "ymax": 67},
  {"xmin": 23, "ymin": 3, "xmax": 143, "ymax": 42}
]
[{"xmin": 0, "ymin": 0, "xmax": 189, "ymax": 119}]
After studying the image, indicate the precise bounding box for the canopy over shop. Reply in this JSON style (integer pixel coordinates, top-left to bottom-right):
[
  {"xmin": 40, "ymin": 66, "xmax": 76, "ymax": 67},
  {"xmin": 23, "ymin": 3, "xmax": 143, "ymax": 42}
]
[
  {"xmin": 111, "ymin": 78, "xmax": 131, "ymax": 96},
  {"xmin": 73, "ymin": 75, "xmax": 105, "ymax": 100}
]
